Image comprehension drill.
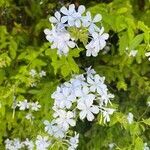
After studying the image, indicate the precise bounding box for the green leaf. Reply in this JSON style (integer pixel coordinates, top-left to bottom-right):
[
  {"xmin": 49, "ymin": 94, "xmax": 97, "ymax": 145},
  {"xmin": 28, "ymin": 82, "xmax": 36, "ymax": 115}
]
[
  {"xmin": 119, "ymin": 32, "xmax": 129, "ymax": 55},
  {"xmin": 9, "ymin": 39, "xmax": 17, "ymax": 59},
  {"xmin": 0, "ymin": 69, "xmax": 5, "ymax": 84},
  {"xmin": 134, "ymin": 137, "xmax": 144, "ymax": 150},
  {"xmin": 129, "ymin": 34, "xmax": 144, "ymax": 50},
  {"xmin": 142, "ymin": 118, "xmax": 150, "ymax": 126},
  {"xmin": 117, "ymin": 7, "xmax": 128, "ymax": 14}
]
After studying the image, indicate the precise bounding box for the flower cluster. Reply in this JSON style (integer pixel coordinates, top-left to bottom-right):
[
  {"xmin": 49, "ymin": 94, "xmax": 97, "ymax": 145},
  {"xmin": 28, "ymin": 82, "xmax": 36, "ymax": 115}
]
[
  {"xmin": 17, "ymin": 99, "xmax": 41, "ymax": 121},
  {"xmin": 43, "ymin": 67, "xmax": 115, "ymax": 149},
  {"xmin": 5, "ymin": 135, "xmax": 51, "ymax": 150},
  {"xmin": 29, "ymin": 69, "xmax": 46, "ymax": 78},
  {"xmin": 44, "ymin": 4, "xmax": 109, "ymax": 57},
  {"xmin": 29, "ymin": 69, "xmax": 46, "ymax": 87},
  {"xmin": 17, "ymin": 99, "xmax": 41, "ymax": 111}
]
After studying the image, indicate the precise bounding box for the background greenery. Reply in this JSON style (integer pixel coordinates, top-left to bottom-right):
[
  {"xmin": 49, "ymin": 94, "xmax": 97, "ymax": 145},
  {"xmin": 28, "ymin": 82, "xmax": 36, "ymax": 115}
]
[{"xmin": 0, "ymin": 0, "xmax": 150, "ymax": 149}]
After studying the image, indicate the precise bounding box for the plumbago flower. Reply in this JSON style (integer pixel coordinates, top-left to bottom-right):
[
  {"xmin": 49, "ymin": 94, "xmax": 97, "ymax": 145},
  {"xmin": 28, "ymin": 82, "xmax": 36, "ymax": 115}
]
[
  {"xmin": 68, "ymin": 133, "xmax": 79, "ymax": 150},
  {"xmin": 35, "ymin": 135, "xmax": 51, "ymax": 150},
  {"xmin": 77, "ymin": 98, "xmax": 99, "ymax": 121},
  {"xmin": 5, "ymin": 136, "xmax": 51, "ymax": 150},
  {"xmin": 86, "ymin": 27, "xmax": 109, "ymax": 57},
  {"xmin": 43, "ymin": 67, "xmax": 115, "ymax": 149},
  {"xmin": 44, "ymin": 26, "xmax": 76, "ymax": 56},
  {"xmin": 16, "ymin": 99, "xmax": 41, "ymax": 121},
  {"xmin": 44, "ymin": 4, "xmax": 109, "ymax": 57}
]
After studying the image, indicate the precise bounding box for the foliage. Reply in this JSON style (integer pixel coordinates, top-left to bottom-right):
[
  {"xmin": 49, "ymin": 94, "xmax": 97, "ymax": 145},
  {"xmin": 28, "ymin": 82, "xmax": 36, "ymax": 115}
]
[{"xmin": 0, "ymin": 0, "xmax": 150, "ymax": 149}]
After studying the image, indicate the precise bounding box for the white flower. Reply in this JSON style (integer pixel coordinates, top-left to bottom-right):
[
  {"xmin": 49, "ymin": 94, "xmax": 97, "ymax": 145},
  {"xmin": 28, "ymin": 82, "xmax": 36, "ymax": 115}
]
[
  {"xmin": 98, "ymin": 93, "xmax": 114, "ymax": 106},
  {"xmin": 52, "ymin": 124, "xmax": 66, "ymax": 138},
  {"xmin": 44, "ymin": 26, "xmax": 76, "ymax": 56},
  {"xmin": 5, "ymin": 139, "xmax": 13, "ymax": 150},
  {"xmin": 145, "ymin": 52, "xmax": 150, "ymax": 61},
  {"xmin": 39, "ymin": 70, "xmax": 46, "ymax": 77},
  {"xmin": 52, "ymin": 86, "xmax": 75, "ymax": 109},
  {"xmin": 17, "ymin": 99, "xmax": 29, "ymax": 110},
  {"xmin": 49, "ymin": 11, "xmax": 61, "ymax": 24},
  {"xmin": 54, "ymin": 110, "xmax": 76, "ymax": 131},
  {"xmin": 85, "ymin": 66, "xmax": 96, "ymax": 77},
  {"xmin": 70, "ymin": 74, "xmax": 86, "ymax": 89},
  {"xmin": 87, "ymin": 74, "xmax": 107, "ymax": 95},
  {"xmin": 35, "ymin": 135, "xmax": 51, "ymax": 150},
  {"xmin": 73, "ymin": 5, "xmax": 85, "ymax": 28},
  {"xmin": 44, "ymin": 120, "xmax": 56, "ymax": 135},
  {"xmin": 68, "ymin": 133, "xmax": 79, "ymax": 150},
  {"xmin": 30, "ymin": 101, "xmax": 41, "ymax": 111},
  {"xmin": 86, "ymin": 40, "xmax": 99, "ymax": 57},
  {"xmin": 60, "ymin": 4, "xmax": 76, "ymax": 26},
  {"xmin": 129, "ymin": 50, "xmax": 138, "ymax": 57},
  {"xmin": 86, "ymin": 27, "xmax": 109, "ymax": 57},
  {"xmin": 44, "ymin": 120, "xmax": 54, "ymax": 134},
  {"xmin": 23, "ymin": 138, "xmax": 34, "ymax": 150},
  {"xmin": 127, "ymin": 112, "xmax": 134, "ymax": 124},
  {"xmin": 75, "ymin": 86, "xmax": 95, "ymax": 104},
  {"xmin": 25, "ymin": 113, "xmax": 35, "ymax": 120},
  {"xmin": 77, "ymin": 98, "xmax": 99, "ymax": 121},
  {"xmin": 29, "ymin": 69, "xmax": 37, "ymax": 77},
  {"xmin": 82, "ymin": 11, "xmax": 102, "ymax": 33},
  {"xmin": 49, "ymin": 11, "xmax": 65, "ymax": 30},
  {"xmin": 13, "ymin": 139, "xmax": 23, "ymax": 149},
  {"xmin": 102, "ymin": 108, "xmax": 115, "ymax": 123},
  {"xmin": 60, "ymin": 4, "xmax": 85, "ymax": 28},
  {"xmin": 5, "ymin": 138, "xmax": 23, "ymax": 150},
  {"xmin": 44, "ymin": 120, "xmax": 66, "ymax": 138}
]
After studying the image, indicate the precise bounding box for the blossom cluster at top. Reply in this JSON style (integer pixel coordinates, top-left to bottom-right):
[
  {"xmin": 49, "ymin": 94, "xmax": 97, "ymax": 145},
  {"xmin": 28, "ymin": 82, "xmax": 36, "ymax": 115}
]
[
  {"xmin": 44, "ymin": 4, "xmax": 109, "ymax": 57},
  {"xmin": 43, "ymin": 67, "xmax": 115, "ymax": 149}
]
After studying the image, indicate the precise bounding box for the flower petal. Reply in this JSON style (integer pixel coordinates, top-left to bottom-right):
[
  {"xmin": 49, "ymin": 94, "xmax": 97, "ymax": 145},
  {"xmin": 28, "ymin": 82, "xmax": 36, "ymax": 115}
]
[
  {"xmin": 75, "ymin": 19, "xmax": 81, "ymax": 28},
  {"xmin": 87, "ymin": 111, "xmax": 94, "ymax": 121},
  {"xmin": 79, "ymin": 110, "xmax": 87, "ymax": 120},
  {"xmin": 78, "ymin": 5, "xmax": 85, "ymax": 14},
  {"xmin": 44, "ymin": 29, "xmax": 51, "ymax": 35},
  {"xmin": 67, "ymin": 41, "xmax": 76, "ymax": 48},
  {"xmin": 77, "ymin": 102, "xmax": 86, "ymax": 110},
  {"xmin": 61, "ymin": 16, "xmax": 68, "ymax": 23},
  {"xmin": 55, "ymin": 11, "xmax": 61, "ymax": 20},
  {"xmin": 69, "ymin": 4, "xmax": 75, "ymax": 14},
  {"xmin": 93, "ymin": 14, "xmax": 102, "ymax": 22},
  {"xmin": 49, "ymin": 17, "xmax": 58, "ymax": 23},
  {"xmin": 90, "ymin": 106, "xmax": 99, "ymax": 114},
  {"xmin": 68, "ymin": 119, "xmax": 76, "ymax": 126},
  {"xmin": 60, "ymin": 6, "xmax": 68, "ymax": 15}
]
